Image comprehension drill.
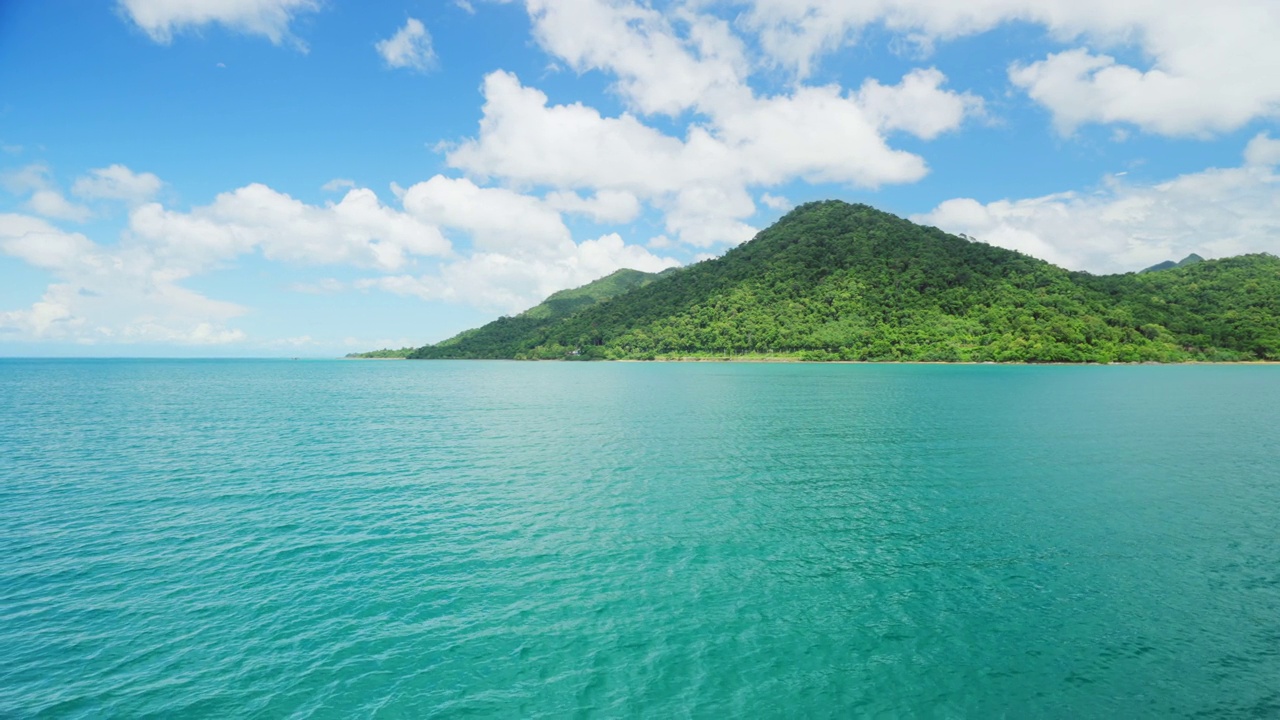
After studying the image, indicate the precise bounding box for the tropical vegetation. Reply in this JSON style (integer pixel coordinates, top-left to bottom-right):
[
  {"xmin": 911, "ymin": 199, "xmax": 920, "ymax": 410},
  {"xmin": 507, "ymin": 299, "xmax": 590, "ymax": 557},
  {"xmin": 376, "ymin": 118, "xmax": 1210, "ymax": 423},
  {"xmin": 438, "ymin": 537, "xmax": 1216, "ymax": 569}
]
[{"xmin": 402, "ymin": 202, "xmax": 1280, "ymax": 362}]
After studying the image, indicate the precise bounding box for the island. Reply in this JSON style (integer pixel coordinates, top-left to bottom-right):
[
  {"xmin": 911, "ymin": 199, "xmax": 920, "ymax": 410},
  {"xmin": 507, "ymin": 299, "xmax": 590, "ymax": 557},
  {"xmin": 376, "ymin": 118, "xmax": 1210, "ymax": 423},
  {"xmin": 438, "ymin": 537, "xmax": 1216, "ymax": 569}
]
[{"xmin": 370, "ymin": 201, "xmax": 1278, "ymax": 363}]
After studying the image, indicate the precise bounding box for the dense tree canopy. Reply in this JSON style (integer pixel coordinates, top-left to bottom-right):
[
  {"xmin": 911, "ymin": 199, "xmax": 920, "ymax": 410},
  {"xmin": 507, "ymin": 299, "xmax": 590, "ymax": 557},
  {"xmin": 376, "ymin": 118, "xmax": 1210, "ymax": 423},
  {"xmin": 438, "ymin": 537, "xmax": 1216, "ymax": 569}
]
[{"xmin": 406, "ymin": 202, "xmax": 1280, "ymax": 362}]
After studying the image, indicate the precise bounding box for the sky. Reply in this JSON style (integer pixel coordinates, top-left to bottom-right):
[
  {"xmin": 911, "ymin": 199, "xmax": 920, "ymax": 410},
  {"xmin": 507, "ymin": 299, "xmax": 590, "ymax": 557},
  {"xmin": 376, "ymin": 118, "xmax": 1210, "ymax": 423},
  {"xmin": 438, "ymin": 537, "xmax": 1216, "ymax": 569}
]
[{"xmin": 0, "ymin": 0, "xmax": 1277, "ymax": 357}]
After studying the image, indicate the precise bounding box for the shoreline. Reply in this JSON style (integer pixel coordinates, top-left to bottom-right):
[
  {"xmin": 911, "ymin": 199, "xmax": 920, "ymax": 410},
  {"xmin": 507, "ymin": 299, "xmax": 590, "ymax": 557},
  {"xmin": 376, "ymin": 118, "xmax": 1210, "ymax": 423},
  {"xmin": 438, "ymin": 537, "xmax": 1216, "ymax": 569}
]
[{"xmin": 358, "ymin": 356, "xmax": 1280, "ymax": 365}]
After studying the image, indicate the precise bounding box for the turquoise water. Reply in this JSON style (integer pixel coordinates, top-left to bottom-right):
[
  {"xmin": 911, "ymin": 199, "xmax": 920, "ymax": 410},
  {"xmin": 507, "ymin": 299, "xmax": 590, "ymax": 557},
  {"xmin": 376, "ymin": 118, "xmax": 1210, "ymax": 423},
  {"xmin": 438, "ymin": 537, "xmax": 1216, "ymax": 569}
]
[{"xmin": 2, "ymin": 360, "xmax": 1278, "ymax": 718}]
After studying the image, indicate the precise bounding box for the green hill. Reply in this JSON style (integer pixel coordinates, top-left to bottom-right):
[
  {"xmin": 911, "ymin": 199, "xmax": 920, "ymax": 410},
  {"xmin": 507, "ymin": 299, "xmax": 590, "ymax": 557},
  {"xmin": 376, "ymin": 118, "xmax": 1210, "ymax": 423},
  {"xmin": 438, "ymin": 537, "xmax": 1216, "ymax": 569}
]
[
  {"xmin": 407, "ymin": 268, "xmax": 669, "ymax": 359},
  {"xmin": 520, "ymin": 268, "xmax": 676, "ymax": 320},
  {"xmin": 409, "ymin": 201, "xmax": 1280, "ymax": 362}
]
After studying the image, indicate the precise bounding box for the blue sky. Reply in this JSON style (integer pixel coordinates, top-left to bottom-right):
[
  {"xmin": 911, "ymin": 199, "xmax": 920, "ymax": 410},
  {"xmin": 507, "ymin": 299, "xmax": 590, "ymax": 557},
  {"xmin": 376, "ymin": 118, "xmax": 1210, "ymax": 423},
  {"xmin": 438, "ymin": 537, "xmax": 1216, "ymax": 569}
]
[{"xmin": 1, "ymin": 0, "xmax": 1277, "ymax": 356}]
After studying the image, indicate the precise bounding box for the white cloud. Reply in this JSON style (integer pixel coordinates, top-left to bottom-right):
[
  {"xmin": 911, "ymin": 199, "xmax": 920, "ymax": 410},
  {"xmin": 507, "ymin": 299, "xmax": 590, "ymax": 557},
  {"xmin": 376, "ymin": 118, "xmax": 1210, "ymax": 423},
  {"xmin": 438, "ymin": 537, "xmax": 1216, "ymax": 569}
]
[
  {"xmin": 544, "ymin": 189, "xmax": 642, "ymax": 224},
  {"xmin": 2, "ymin": 168, "xmax": 676, "ymax": 345},
  {"xmin": 1008, "ymin": 49, "xmax": 1229, "ymax": 136},
  {"xmin": 760, "ymin": 193, "xmax": 791, "ymax": 211},
  {"xmin": 661, "ymin": 184, "xmax": 757, "ymax": 248},
  {"xmin": 437, "ymin": 1, "xmax": 982, "ymax": 251},
  {"xmin": 0, "ymin": 214, "xmax": 98, "ymax": 270},
  {"xmin": 358, "ymin": 232, "xmax": 679, "ymax": 313},
  {"xmin": 130, "ymin": 184, "xmax": 451, "ymax": 272},
  {"xmin": 2, "ymin": 163, "xmax": 55, "ymax": 195},
  {"xmin": 0, "ymin": 285, "xmax": 78, "ymax": 338},
  {"xmin": 447, "ymin": 71, "xmax": 687, "ymax": 194},
  {"xmin": 525, "ymin": 0, "xmax": 750, "ymax": 116},
  {"xmin": 321, "ymin": 178, "xmax": 356, "ymax": 192},
  {"xmin": 375, "ymin": 18, "xmax": 436, "ymax": 72},
  {"xmin": 71, "ymin": 164, "xmax": 163, "ymax": 204},
  {"xmin": 1, "ymin": 180, "xmax": 454, "ymax": 345},
  {"xmin": 446, "ymin": 68, "xmax": 975, "ymax": 247},
  {"xmin": 27, "ymin": 190, "xmax": 93, "ymax": 223},
  {"xmin": 913, "ymin": 138, "xmax": 1280, "ymax": 274},
  {"xmin": 1244, "ymin": 132, "xmax": 1280, "ymax": 168},
  {"xmin": 3, "ymin": 164, "xmax": 92, "ymax": 222},
  {"xmin": 737, "ymin": 0, "xmax": 1280, "ymax": 136},
  {"xmin": 0, "ymin": 214, "xmax": 247, "ymax": 344},
  {"xmin": 711, "ymin": 82, "xmax": 935, "ymax": 186},
  {"xmin": 445, "ymin": 72, "xmax": 742, "ymax": 246},
  {"xmin": 118, "ymin": 0, "xmax": 320, "ymax": 47},
  {"xmin": 402, "ymin": 176, "xmax": 570, "ymax": 256},
  {"xmin": 856, "ymin": 68, "xmax": 983, "ymax": 140}
]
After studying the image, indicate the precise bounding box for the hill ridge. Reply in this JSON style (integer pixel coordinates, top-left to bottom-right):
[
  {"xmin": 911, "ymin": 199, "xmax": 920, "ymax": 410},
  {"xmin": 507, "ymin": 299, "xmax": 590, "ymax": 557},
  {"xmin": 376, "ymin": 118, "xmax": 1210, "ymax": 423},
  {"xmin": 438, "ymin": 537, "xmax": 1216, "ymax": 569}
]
[{"xmin": 408, "ymin": 201, "xmax": 1280, "ymax": 362}]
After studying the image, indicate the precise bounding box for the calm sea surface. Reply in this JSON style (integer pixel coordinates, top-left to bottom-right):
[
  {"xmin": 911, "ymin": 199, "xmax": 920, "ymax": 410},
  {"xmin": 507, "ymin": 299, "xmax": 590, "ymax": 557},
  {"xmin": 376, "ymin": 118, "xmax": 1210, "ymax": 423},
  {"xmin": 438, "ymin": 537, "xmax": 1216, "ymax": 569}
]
[{"xmin": 1, "ymin": 360, "xmax": 1278, "ymax": 718}]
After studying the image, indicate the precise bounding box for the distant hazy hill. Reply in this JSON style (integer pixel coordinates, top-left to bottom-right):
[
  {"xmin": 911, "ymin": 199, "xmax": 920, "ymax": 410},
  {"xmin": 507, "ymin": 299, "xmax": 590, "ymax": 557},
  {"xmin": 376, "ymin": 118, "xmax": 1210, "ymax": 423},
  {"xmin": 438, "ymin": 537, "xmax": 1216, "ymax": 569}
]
[
  {"xmin": 1140, "ymin": 253, "xmax": 1204, "ymax": 274},
  {"xmin": 408, "ymin": 201, "xmax": 1280, "ymax": 362}
]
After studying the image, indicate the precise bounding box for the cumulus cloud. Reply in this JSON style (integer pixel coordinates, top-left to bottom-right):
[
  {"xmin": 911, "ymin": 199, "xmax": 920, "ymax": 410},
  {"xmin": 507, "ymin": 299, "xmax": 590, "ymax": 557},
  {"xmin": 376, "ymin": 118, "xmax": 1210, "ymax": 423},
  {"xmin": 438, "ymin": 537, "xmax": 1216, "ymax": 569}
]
[
  {"xmin": 525, "ymin": 0, "xmax": 750, "ymax": 116},
  {"xmin": 2, "ymin": 164, "xmax": 92, "ymax": 222},
  {"xmin": 0, "ymin": 214, "xmax": 247, "ymax": 344},
  {"xmin": 736, "ymin": 0, "xmax": 1280, "ymax": 136},
  {"xmin": 446, "ymin": 67, "xmax": 975, "ymax": 247},
  {"xmin": 357, "ymin": 232, "xmax": 680, "ymax": 314},
  {"xmin": 1, "ymin": 164, "xmax": 54, "ymax": 197},
  {"xmin": 375, "ymin": 18, "xmax": 436, "ymax": 71},
  {"xmin": 857, "ymin": 68, "xmax": 984, "ymax": 140},
  {"xmin": 447, "ymin": 72, "xmax": 686, "ymax": 193},
  {"xmin": 709, "ymin": 81, "xmax": 941, "ymax": 186},
  {"xmin": 0, "ymin": 178, "xmax": 457, "ymax": 345},
  {"xmin": 117, "ymin": 0, "xmax": 320, "ymax": 46},
  {"xmin": 760, "ymin": 193, "xmax": 791, "ymax": 211},
  {"xmin": 27, "ymin": 190, "xmax": 93, "ymax": 223},
  {"xmin": 2, "ymin": 164, "xmax": 683, "ymax": 344},
  {"xmin": 544, "ymin": 190, "xmax": 642, "ymax": 224},
  {"xmin": 661, "ymin": 185, "xmax": 757, "ymax": 248},
  {"xmin": 434, "ymin": 0, "xmax": 984, "ymax": 249},
  {"xmin": 130, "ymin": 184, "xmax": 451, "ymax": 272},
  {"xmin": 402, "ymin": 176, "xmax": 571, "ymax": 256},
  {"xmin": 1244, "ymin": 132, "xmax": 1280, "ymax": 168},
  {"xmin": 121, "ymin": 174, "xmax": 674, "ymax": 320},
  {"xmin": 913, "ymin": 135, "xmax": 1280, "ymax": 273},
  {"xmin": 71, "ymin": 164, "xmax": 163, "ymax": 204},
  {"xmin": 0, "ymin": 214, "xmax": 98, "ymax": 271}
]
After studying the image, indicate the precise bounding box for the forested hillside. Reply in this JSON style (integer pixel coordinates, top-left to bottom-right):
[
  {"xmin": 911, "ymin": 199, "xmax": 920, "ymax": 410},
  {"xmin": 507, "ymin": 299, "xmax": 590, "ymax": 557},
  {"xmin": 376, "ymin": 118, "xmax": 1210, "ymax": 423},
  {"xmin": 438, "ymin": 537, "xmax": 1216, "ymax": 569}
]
[
  {"xmin": 408, "ymin": 268, "xmax": 667, "ymax": 358},
  {"xmin": 409, "ymin": 202, "xmax": 1280, "ymax": 362}
]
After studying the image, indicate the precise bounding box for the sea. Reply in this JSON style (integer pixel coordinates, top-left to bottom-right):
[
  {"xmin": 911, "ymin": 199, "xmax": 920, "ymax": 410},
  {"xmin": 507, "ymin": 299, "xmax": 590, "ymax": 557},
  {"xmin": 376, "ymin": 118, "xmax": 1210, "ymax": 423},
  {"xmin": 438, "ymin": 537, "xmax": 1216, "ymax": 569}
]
[{"xmin": 1, "ymin": 359, "xmax": 1278, "ymax": 718}]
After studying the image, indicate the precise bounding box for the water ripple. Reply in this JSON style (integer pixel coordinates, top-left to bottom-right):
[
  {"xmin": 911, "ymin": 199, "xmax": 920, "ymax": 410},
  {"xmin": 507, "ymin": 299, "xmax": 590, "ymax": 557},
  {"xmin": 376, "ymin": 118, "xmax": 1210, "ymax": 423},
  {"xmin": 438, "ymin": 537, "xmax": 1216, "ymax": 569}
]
[{"xmin": 1, "ymin": 360, "xmax": 1278, "ymax": 717}]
